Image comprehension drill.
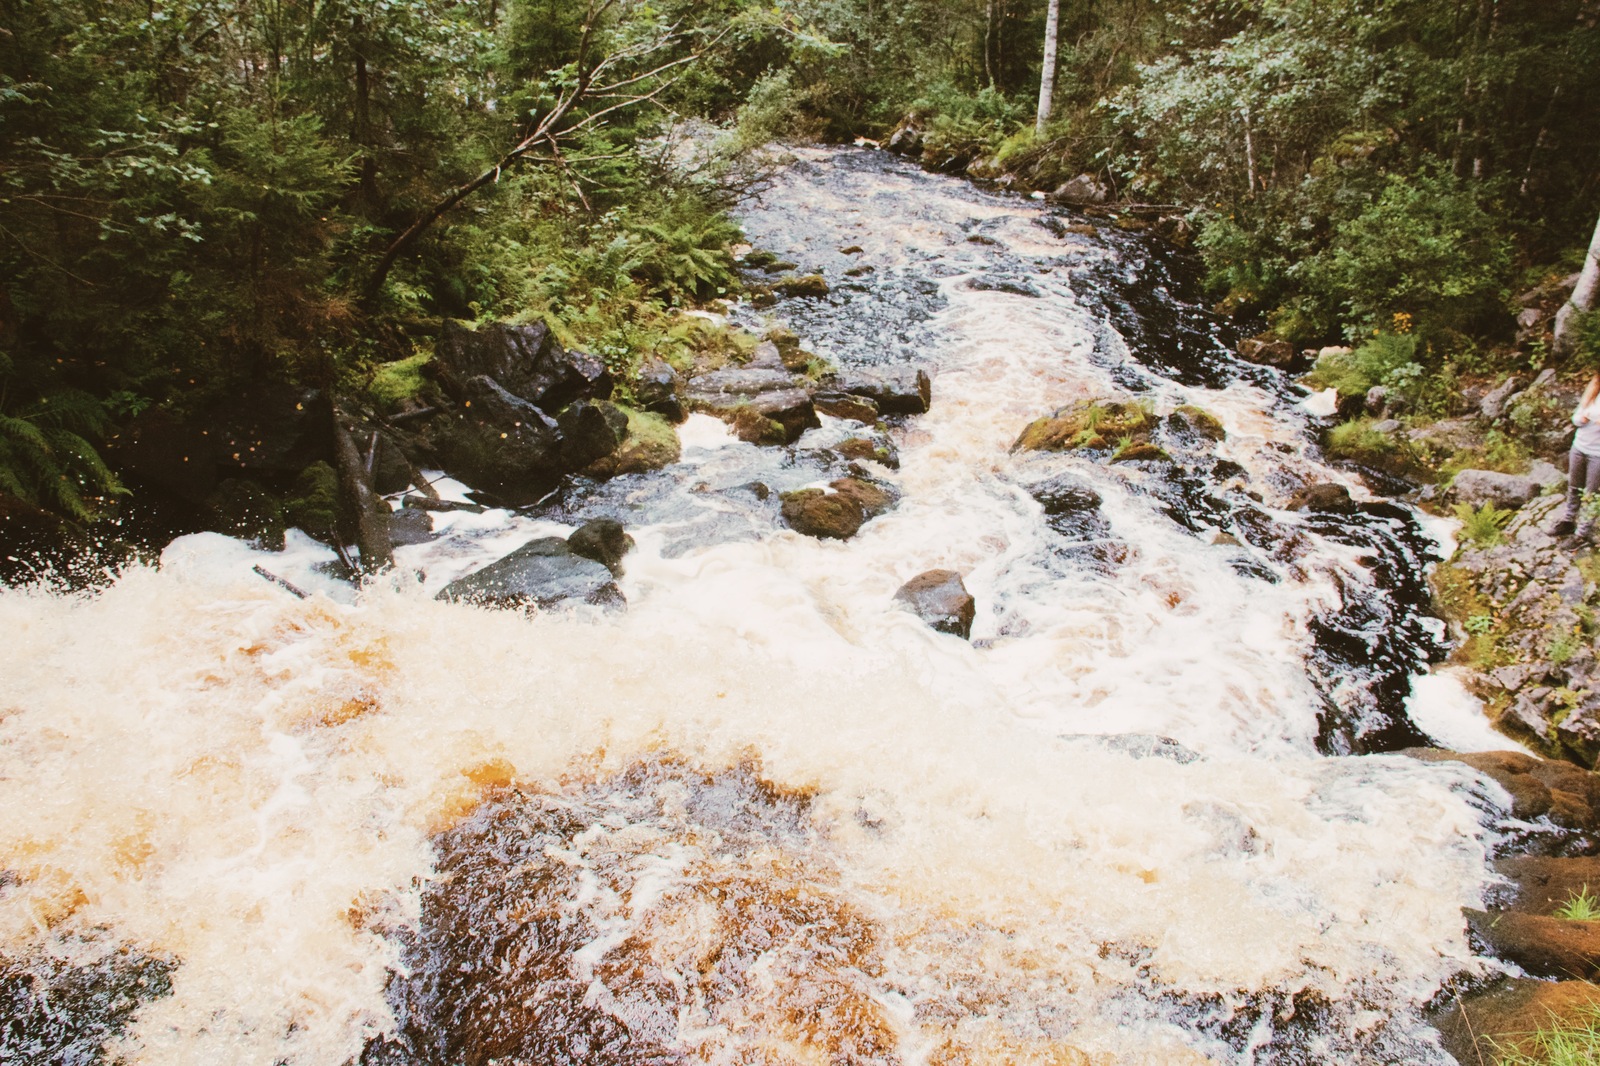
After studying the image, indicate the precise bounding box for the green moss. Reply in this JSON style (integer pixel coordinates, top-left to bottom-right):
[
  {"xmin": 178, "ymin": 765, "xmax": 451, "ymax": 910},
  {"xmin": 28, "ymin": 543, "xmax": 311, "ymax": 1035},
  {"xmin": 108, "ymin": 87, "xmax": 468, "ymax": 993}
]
[
  {"xmin": 1172, "ymin": 404, "xmax": 1226, "ymax": 441},
  {"xmin": 369, "ymin": 350, "xmax": 432, "ymax": 408},
  {"xmin": 1431, "ymin": 560, "xmax": 1515, "ymax": 670},
  {"xmin": 285, "ymin": 461, "xmax": 339, "ymax": 541},
  {"xmin": 1013, "ymin": 399, "xmax": 1157, "ymax": 453},
  {"xmin": 584, "ymin": 407, "xmax": 681, "ymax": 477}
]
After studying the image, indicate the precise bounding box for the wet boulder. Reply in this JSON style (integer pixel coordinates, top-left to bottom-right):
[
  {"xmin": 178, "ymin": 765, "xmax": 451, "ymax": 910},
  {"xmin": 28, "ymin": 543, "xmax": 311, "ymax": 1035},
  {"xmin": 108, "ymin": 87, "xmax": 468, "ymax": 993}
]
[
  {"xmin": 1013, "ymin": 398, "xmax": 1156, "ymax": 453},
  {"xmin": 437, "ymin": 537, "xmax": 621, "ymax": 610},
  {"xmin": 433, "ymin": 320, "xmax": 612, "ymax": 410},
  {"xmin": 1434, "ymin": 977, "xmax": 1600, "ymax": 1064},
  {"xmin": 686, "ymin": 367, "xmax": 820, "ymax": 444},
  {"xmin": 775, "ymin": 274, "xmax": 830, "ymax": 299},
  {"xmin": 780, "ymin": 488, "xmax": 863, "ymax": 540},
  {"xmin": 893, "ymin": 569, "xmax": 976, "ymax": 639},
  {"xmin": 814, "ymin": 392, "xmax": 880, "ymax": 423},
  {"xmin": 1237, "ymin": 335, "xmax": 1296, "ymax": 368},
  {"xmin": 886, "ymin": 121, "xmax": 923, "ymax": 156},
  {"xmin": 1496, "ymin": 855, "xmax": 1600, "ymax": 916},
  {"xmin": 830, "ymin": 367, "xmax": 931, "ymax": 416},
  {"xmin": 388, "ymin": 507, "xmax": 437, "ymax": 547},
  {"xmin": 1465, "ymin": 907, "xmax": 1600, "ymax": 980},
  {"xmin": 370, "ymin": 432, "xmax": 418, "ymax": 496},
  {"xmin": 829, "ymin": 476, "xmax": 897, "ymax": 520},
  {"xmin": 567, "ymin": 518, "xmax": 634, "ymax": 576},
  {"xmin": 1166, "ymin": 405, "xmax": 1226, "ymax": 443},
  {"xmin": 828, "ymin": 434, "xmax": 899, "ymax": 469},
  {"xmin": 1451, "ymin": 469, "xmax": 1542, "ymax": 511},
  {"xmin": 556, "ymin": 400, "xmax": 629, "ymax": 471},
  {"xmin": 430, "ymin": 376, "xmax": 564, "ymax": 504},
  {"xmin": 583, "ymin": 408, "xmax": 682, "ymax": 478},
  {"xmin": 634, "ymin": 358, "xmax": 685, "ymax": 423},
  {"xmin": 1286, "ymin": 483, "xmax": 1357, "ymax": 514}
]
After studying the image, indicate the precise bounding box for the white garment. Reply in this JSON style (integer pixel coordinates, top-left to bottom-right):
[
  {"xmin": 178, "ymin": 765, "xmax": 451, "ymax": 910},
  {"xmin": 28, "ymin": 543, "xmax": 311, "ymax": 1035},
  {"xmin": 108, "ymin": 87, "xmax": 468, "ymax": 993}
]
[{"xmin": 1574, "ymin": 397, "xmax": 1600, "ymax": 457}]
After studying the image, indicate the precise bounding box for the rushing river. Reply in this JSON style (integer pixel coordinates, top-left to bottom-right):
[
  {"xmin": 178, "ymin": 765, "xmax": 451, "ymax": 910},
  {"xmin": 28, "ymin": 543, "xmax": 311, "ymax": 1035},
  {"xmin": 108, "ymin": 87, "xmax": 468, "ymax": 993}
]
[{"xmin": 0, "ymin": 148, "xmax": 1536, "ymax": 1065}]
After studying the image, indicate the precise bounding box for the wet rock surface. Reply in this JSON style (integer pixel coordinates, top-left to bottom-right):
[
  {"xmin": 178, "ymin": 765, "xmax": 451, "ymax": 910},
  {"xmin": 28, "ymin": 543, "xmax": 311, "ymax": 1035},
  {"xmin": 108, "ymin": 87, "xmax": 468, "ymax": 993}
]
[
  {"xmin": 892, "ymin": 569, "xmax": 976, "ymax": 639},
  {"xmin": 437, "ymin": 536, "xmax": 622, "ymax": 610}
]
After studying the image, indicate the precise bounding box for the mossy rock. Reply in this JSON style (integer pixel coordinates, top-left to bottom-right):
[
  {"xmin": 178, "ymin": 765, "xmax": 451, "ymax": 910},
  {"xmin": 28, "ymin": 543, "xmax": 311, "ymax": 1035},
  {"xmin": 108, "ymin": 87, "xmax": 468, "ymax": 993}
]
[
  {"xmin": 1110, "ymin": 442, "xmax": 1170, "ymax": 463},
  {"xmin": 1012, "ymin": 399, "xmax": 1157, "ymax": 453},
  {"xmin": 780, "ymin": 488, "xmax": 864, "ymax": 540},
  {"xmin": 286, "ymin": 461, "xmax": 339, "ymax": 541},
  {"xmin": 775, "ymin": 274, "xmax": 830, "ymax": 298},
  {"xmin": 1170, "ymin": 404, "xmax": 1226, "ymax": 441},
  {"xmin": 728, "ymin": 406, "xmax": 788, "ymax": 446},
  {"xmin": 584, "ymin": 408, "xmax": 682, "ymax": 478}
]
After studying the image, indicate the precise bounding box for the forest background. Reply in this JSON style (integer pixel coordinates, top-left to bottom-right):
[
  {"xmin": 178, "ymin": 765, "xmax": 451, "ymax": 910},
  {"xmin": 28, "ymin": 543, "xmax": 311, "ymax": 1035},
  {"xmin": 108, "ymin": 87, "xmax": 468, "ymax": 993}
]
[{"xmin": 3, "ymin": 0, "xmax": 1598, "ymax": 525}]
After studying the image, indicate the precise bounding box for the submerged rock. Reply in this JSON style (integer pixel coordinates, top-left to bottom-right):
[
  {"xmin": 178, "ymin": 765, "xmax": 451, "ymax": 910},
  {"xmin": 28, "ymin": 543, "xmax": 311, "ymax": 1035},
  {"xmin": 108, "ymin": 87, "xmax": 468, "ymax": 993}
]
[
  {"xmin": 892, "ymin": 569, "xmax": 975, "ymax": 639},
  {"xmin": 567, "ymin": 518, "xmax": 634, "ymax": 577},
  {"xmin": 437, "ymin": 537, "xmax": 622, "ymax": 610},
  {"xmin": 1286, "ymin": 483, "xmax": 1357, "ymax": 514}
]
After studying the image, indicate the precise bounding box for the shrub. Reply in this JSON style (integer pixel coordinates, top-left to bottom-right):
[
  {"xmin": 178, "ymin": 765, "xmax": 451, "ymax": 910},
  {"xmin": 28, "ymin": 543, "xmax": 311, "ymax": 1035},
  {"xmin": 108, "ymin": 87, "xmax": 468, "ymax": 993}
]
[
  {"xmin": 1304, "ymin": 333, "xmax": 1421, "ymax": 397},
  {"xmin": 1294, "ymin": 169, "xmax": 1512, "ymax": 340}
]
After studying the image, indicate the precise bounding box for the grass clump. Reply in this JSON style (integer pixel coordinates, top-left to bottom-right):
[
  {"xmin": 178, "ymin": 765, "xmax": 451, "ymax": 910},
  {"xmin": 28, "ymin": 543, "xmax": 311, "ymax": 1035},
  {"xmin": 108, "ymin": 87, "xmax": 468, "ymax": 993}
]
[
  {"xmin": 1492, "ymin": 1004, "xmax": 1600, "ymax": 1065},
  {"xmin": 1431, "ymin": 561, "xmax": 1513, "ymax": 670},
  {"xmin": 368, "ymin": 350, "xmax": 432, "ymax": 409},
  {"xmin": 1557, "ymin": 887, "xmax": 1600, "ymax": 922}
]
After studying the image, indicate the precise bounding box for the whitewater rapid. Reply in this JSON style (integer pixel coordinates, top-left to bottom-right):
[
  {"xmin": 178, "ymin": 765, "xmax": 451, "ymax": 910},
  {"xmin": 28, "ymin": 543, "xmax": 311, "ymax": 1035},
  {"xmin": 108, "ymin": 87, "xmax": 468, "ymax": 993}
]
[{"xmin": 0, "ymin": 147, "xmax": 1520, "ymax": 1065}]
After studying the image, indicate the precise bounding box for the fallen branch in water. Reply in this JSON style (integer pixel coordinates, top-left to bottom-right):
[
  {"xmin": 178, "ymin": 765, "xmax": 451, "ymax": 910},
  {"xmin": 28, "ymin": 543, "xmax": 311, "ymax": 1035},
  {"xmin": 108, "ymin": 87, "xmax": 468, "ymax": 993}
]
[{"xmin": 252, "ymin": 565, "xmax": 308, "ymax": 599}]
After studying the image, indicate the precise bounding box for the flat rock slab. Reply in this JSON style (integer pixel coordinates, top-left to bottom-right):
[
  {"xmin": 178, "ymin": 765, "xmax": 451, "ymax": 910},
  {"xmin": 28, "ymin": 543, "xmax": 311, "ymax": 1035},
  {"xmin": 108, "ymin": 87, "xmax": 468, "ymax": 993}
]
[
  {"xmin": 437, "ymin": 537, "xmax": 622, "ymax": 610},
  {"xmin": 1452, "ymin": 468, "xmax": 1542, "ymax": 511},
  {"xmin": 831, "ymin": 367, "xmax": 931, "ymax": 415}
]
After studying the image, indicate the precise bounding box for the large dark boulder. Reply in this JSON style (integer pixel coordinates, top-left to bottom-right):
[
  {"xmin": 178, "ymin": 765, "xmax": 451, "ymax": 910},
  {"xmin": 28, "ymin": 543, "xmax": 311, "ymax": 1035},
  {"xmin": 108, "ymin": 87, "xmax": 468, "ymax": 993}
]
[
  {"xmin": 830, "ymin": 367, "xmax": 931, "ymax": 415},
  {"xmin": 430, "ymin": 376, "xmax": 564, "ymax": 504},
  {"xmin": 437, "ymin": 537, "xmax": 621, "ymax": 610},
  {"xmin": 1237, "ymin": 335, "xmax": 1296, "ymax": 367},
  {"xmin": 893, "ymin": 569, "xmax": 976, "ymax": 639},
  {"xmin": 434, "ymin": 320, "xmax": 612, "ymax": 410},
  {"xmin": 556, "ymin": 400, "xmax": 628, "ymax": 470}
]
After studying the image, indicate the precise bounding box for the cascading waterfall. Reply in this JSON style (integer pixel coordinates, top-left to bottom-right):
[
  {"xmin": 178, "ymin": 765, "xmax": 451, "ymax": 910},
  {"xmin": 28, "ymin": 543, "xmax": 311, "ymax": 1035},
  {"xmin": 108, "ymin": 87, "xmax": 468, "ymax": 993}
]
[{"xmin": 0, "ymin": 147, "xmax": 1534, "ymax": 1065}]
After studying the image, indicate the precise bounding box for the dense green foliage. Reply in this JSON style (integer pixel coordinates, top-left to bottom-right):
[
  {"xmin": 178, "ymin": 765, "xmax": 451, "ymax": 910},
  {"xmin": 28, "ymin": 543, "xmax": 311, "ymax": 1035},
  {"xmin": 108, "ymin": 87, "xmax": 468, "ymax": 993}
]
[{"xmin": 4, "ymin": 0, "xmax": 1600, "ymax": 521}]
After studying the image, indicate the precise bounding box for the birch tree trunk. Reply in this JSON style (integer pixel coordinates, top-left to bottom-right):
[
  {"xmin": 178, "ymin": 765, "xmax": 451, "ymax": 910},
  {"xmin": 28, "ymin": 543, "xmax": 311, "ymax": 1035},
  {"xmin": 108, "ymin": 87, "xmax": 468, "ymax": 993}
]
[
  {"xmin": 1035, "ymin": 0, "xmax": 1060, "ymax": 137},
  {"xmin": 1554, "ymin": 210, "xmax": 1600, "ymax": 358}
]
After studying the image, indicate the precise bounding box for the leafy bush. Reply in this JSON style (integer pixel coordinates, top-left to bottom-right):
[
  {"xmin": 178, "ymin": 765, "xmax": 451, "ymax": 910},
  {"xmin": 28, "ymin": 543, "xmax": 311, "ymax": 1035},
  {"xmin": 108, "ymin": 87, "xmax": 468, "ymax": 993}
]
[
  {"xmin": 1295, "ymin": 169, "xmax": 1512, "ymax": 340},
  {"xmin": 1304, "ymin": 333, "xmax": 1421, "ymax": 397}
]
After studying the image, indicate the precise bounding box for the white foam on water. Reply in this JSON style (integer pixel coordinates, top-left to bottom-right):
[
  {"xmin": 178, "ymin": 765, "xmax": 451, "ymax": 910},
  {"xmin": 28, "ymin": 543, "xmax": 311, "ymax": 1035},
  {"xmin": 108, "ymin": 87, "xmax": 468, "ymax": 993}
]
[
  {"xmin": 1408, "ymin": 668, "xmax": 1530, "ymax": 754},
  {"xmin": 0, "ymin": 147, "xmax": 1515, "ymax": 1064}
]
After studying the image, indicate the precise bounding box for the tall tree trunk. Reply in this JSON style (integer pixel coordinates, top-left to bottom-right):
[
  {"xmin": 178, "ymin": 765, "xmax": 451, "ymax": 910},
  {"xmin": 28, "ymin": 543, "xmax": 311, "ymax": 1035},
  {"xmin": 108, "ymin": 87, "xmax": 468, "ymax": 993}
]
[
  {"xmin": 1035, "ymin": 0, "xmax": 1060, "ymax": 136},
  {"xmin": 352, "ymin": 14, "xmax": 379, "ymax": 211},
  {"xmin": 984, "ymin": 0, "xmax": 997, "ymax": 88},
  {"xmin": 1555, "ymin": 211, "xmax": 1600, "ymax": 358},
  {"xmin": 1241, "ymin": 106, "xmax": 1257, "ymax": 195}
]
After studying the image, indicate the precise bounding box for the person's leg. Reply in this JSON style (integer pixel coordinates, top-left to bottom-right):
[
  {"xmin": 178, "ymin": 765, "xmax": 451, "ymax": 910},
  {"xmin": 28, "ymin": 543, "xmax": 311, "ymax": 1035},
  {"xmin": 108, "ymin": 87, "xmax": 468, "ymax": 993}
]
[
  {"xmin": 1552, "ymin": 447, "xmax": 1586, "ymax": 534},
  {"xmin": 1576, "ymin": 452, "xmax": 1600, "ymax": 539}
]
